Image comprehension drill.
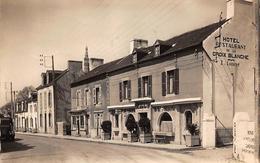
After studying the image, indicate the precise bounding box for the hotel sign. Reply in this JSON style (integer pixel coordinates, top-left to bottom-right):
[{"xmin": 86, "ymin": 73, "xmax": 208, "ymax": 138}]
[{"xmin": 212, "ymin": 36, "xmax": 249, "ymax": 66}]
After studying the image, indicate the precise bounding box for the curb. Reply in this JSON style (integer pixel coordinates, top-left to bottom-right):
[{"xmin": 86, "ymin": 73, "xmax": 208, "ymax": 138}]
[{"xmin": 16, "ymin": 132, "xmax": 203, "ymax": 152}]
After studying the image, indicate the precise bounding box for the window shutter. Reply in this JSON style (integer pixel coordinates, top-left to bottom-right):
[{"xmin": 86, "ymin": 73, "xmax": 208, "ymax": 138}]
[
  {"xmin": 162, "ymin": 72, "xmax": 166, "ymax": 96},
  {"xmin": 119, "ymin": 82, "xmax": 122, "ymax": 102},
  {"xmin": 128, "ymin": 80, "xmax": 131, "ymax": 100},
  {"xmin": 174, "ymin": 69, "xmax": 179, "ymax": 95},
  {"xmin": 138, "ymin": 78, "xmax": 142, "ymax": 98},
  {"xmin": 93, "ymin": 88, "xmax": 96, "ymax": 105},
  {"xmin": 98, "ymin": 87, "xmax": 101, "ymax": 104},
  {"xmin": 167, "ymin": 72, "xmax": 170, "ymax": 94},
  {"xmin": 148, "ymin": 76, "xmax": 152, "ymax": 97}
]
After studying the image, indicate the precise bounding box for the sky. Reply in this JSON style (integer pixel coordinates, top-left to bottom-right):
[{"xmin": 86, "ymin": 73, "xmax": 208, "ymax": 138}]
[{"xmin": 0, "ymin": 0, "xmax": 226, "ymax": 106}]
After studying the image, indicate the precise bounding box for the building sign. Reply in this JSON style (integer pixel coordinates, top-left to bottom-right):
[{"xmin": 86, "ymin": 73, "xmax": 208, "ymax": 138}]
[
  {"xmin": 233, "ymin": 113, "xmax": 255, "ymax": 163},
  {"xmin": 213, "ymin": 36, "xmax": 248, "ymax": 66}
]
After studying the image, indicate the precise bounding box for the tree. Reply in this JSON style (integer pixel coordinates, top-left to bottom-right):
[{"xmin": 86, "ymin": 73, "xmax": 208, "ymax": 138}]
[{"xmin": 16, "ymin": 86, "xmax": 35, "ymax": 101}]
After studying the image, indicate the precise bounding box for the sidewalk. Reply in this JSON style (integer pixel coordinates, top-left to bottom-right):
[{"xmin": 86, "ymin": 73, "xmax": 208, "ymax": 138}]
[{"xmin": 16, "ymin": 132, "xmax": 202, "ymax": 152}]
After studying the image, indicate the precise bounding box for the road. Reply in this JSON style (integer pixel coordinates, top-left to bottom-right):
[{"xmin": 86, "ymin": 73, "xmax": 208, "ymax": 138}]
[{"xmin": 0, "ymin": 134, "xmax": 234, "ymax": 163}]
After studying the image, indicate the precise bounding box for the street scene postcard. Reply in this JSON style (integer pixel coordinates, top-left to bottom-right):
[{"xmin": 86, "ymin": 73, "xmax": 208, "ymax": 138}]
[{"xmin": 1, "ymin": 0, "xmax": 260, "ymax": 163}]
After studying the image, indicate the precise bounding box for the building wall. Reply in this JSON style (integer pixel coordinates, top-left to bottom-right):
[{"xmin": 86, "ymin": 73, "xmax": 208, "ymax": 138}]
[
  {"xmin": 71, "ymin": 78, "xmax": 109, "ymax": 138},
  {"xmin": 109, "ymin": 49, "xmax": 204, "ymax": 144},
  {"xmin": 109, "ymin": 49, "xmax": 203, "ymax": 106},
  {"xmin": 27, "ymin": 101, "xmax": 38, "ymax": 132},
  {"xmin": 203, "ymin": 1, "xmax": 255, "ymax": 145},
  {"xmin": 37, "ymin": 86, "xmax": 55, "ymax": 134}
]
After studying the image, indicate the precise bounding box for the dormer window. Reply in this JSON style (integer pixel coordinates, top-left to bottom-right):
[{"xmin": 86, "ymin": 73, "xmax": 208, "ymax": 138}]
[
  {"xmin": 133, "ymin": 53, "xmax": 137, "ymax": 63},
  {"xmin": 155, "ymin": 45, "xmax": 160, "ymax": 56}
]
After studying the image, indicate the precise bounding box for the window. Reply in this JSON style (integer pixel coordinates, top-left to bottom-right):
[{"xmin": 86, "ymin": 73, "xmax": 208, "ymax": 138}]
[
  {"xmin": 76, "ymin": 90, "xmax": 82, "ymax": 107},
  {"xmin": 119, "ymin": 80, "xmax": 131, "ymax": 101},
  {"xmin": 84, "ymin": 89, "xmax": 89, "ymax": 106},
  {"xmin": 115, "ymin": 114, "xmax": 119, "ymax": 128},
  {"xmin": 185, "ymin": 111, "xmax": 192, "ymax": 128},
  {"xmin": 30, "ymin": 118, "xmax": 33, "ymax": 128},
  {"xmin": 72, "ymin": 116, "xmax": 76, "ymax": 126},
  {"xmin": 138, "ymin": 75, "xmax": 152, "ymax": 98},
  {"xmin": 49, "ymin": 113, "xmax": 52, "ymax": 127},
  {"xmin": 48, "ymin": 91, "xmax": 52, "ymax": 108},
  {"xmin": 93, "ymin": 86, "xmax": 101, "ymax": 105},
  {"xmin": 44, "ymin": 92, "xmax": 47, "ymax": 109},
  {"xmin": 162, "ymin": 69, "xmax": 179, "ymax": 96},
  {"xmin": 30, "ymin": 105, "xmax": 32, "ymax": 113},
  {"xmin": 155, "ymin": 45, "xmax": 160, "ymax": 56},
  {"xmin": 35, "ymin": 118, "xmax": 37, "ymax": 128},
  {"xmin": 80, "ymin": 116, "xmax": 84, "ymax": 128},
  {"xmin": 34, "ymin": 104, "xmax": 37, "ymax": 112},
  {"xmin": 39, "ymin": 93, "xmax": 42, "ymax": 110},
  {"xmin": 40, "ymin": 114, "xmax": 43, "ymax": 127}
]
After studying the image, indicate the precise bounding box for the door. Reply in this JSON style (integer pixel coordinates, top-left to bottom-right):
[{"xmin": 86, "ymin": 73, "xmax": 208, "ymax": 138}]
[{"xmin": 44, "ymin": 113, "xmax": 47, "ymax": 133}]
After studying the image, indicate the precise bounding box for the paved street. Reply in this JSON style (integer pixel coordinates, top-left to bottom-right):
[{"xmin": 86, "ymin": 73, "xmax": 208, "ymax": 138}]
[{"xmin": 1, "ymin": 134, "xmax": 235, "ymax": 163}]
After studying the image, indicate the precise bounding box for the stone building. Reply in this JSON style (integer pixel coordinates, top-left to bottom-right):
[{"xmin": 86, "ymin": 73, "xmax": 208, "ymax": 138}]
[
  {"xmin": 70, "ymin": 47, "xmax": 113, "ymax": 138},
  {"xmin": 27, "ymin": 91, "xmax": 38, "ymax": 132},
  {"xmin": 36, "ymin": 60, "xmax": 82, "ymax": 135},
  {"xmin": 14, "ymin": 99, "xmax": 28, "ymax": 132}
]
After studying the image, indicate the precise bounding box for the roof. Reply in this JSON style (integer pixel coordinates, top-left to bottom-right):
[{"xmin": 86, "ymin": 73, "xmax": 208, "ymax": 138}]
[
  {"xmin": 71, "ymin": 58, "xmax": 122, "ymax": 87},
  {"xmin": 36, "ymin": 69, "xmax": 68, "ymax": 90},
  {"xmin": 71, "ymin": 20, "xmax": 227, "ymax": 87}
]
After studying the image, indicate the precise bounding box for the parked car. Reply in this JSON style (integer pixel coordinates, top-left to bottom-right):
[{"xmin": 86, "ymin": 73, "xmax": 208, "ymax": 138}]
[{"xmin": 0, "ymin": 115, "xmax": 15, "ymax": 141}]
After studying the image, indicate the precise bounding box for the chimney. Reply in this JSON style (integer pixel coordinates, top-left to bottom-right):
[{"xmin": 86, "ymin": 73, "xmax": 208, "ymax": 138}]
[
  {"xmin": 83, "ymin": 45, "xmax": 90, "ymax": 73},
  {"xmin": 129, "ymin": 39, "xmax": 148, "ymax": 54},
  {"xmin": 226, "ymin": 0, "xmax": 253, "ymax": 20},
  {"xmin": 89, "ymin": 58, "xmax": 104, "ymax": 70},
  {"xmin": 41, "ymin": 73, "xmax": 47, "ymax": 86},
  {"xmin": 68, "ymin": 60, "xmax": 82, "ymax": 73}
]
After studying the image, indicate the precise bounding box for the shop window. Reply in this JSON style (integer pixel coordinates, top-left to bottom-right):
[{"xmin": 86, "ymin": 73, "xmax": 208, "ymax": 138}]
[
  {"xmin": 72, "ymin": 116, "xmax": 76, "ymax": 127},
  {"xmin": 159, "ymin": 112, "xmax": 173, "ymax": 132},
  {"xmin": 185, "ymin": 111, "xmax": 192, "ymax": 128},
  {"xmin": 40, "ymin": 114, "xmax": 43, "ymax": 127},
  {"xmin": 49, "ymin": 113, "xmax": 52, "ymax": 127},
  {"xmin": 115, "ymin": 114, "xmax": 119, "ymax": 128},
  {"xmin": 80, "ymin": 115, "xmax": 84, "ymax": 128}
]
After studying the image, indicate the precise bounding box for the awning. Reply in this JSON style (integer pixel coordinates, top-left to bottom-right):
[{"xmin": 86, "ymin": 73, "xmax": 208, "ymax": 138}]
[
  {"xmin": 151, "ymin": 97, "xmax": 202, "ymax": 106},
  {"xmin": 107, "ymin": 104, "xmax": 135, "ymax": 110},
  {"xmin": 131, "ymin": 97, "xmax": 153, "ymax": 102},
  {"xmin": 68, "ymin": 109, "xmax": 88, "ymax": 114}
]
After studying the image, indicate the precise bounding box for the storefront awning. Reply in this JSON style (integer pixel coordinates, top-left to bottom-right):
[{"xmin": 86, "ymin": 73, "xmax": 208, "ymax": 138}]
[
  {"xmin": 107, "ymin": 104, "xmax": 135, "ymax": 110},
  {"xmin": 131, "ymin": 97, "xmax": 153, "ymax": 102},
  {"xmin": 151, "ymin": 97, "xmax": 202, "ymax": 106},
  {"xmin": 68, "ymin": 109, "xmax": 88, "ymax": 114}
]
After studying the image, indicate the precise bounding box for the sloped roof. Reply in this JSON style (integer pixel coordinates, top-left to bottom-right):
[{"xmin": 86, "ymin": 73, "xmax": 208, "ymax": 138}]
[
  {"xmin": 71, "ymin": 20, "xmax": 227, "ymax": 87},
  {"xmin": 71, "ymin": 58, "xmax": 123, "ymax": 87},
  {"xmin": 36, "ymin": 70, "xmax": 67, "ymax": 90}
]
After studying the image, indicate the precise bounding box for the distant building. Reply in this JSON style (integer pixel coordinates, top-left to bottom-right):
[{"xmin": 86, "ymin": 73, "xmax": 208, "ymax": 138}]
[
  {"xmin": 69, "ymin": 47, "xmax": 109, "ymax": 138},
  {"xmin": 36, "ymin": 61, "xmax": 82, "ymax": 135},
  {"xmin": 27, "ymin": 91, "xmax": 38, "ymax": 132},
  {"xmin": 14, "ymin": 99, "xmax": 28, "ymax": 132}
]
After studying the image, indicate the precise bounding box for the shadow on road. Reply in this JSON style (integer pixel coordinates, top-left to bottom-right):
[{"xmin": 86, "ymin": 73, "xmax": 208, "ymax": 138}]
[{"xmin": 1, "ymin": 139, "xmax": 34, "ymax": 153}]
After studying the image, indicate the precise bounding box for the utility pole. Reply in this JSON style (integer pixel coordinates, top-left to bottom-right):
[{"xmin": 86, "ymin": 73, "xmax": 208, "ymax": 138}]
[
  {"xmin": 10, "ymin": 82, "xmax": 13, "ymax": 119},
  {"xmin": 254, "ymin": 0, "xmax": 260, "ymax": 162},
  {"xmin": 40, "ymin": 54, "xmax": 57, "ymax": 134}
]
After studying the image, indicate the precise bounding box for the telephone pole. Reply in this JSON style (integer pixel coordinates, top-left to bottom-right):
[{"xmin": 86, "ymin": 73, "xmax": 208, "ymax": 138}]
[
  {"xmin": 254, "ymin": 0, "xmax": 260, "ymax": 162},
  {"xmin": 10, "ymin": 82, "xmax": 13, "ymax": 119}
]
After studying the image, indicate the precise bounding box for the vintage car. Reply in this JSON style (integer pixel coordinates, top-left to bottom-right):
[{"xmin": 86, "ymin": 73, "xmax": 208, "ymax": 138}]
[{"xmin": 0, "ymin": 114, "xmax": 15, "ymax": 141}]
